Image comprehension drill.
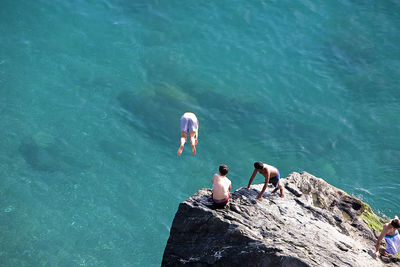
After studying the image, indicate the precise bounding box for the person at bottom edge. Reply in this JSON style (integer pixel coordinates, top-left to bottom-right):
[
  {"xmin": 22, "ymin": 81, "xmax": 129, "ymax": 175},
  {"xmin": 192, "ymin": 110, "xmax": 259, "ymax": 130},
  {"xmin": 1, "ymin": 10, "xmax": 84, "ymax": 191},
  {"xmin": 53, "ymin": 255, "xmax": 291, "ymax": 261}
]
[
  {"xmin": 246, "ymin": 161, "xmax": 284, "ymax": 200},
  {"xmin": 375, "ymin": 215, "xmax": 400, "ymax": 258},
  {"xmin": 211, "ymin": 164, "xmax": 231, "ymax": 208}
]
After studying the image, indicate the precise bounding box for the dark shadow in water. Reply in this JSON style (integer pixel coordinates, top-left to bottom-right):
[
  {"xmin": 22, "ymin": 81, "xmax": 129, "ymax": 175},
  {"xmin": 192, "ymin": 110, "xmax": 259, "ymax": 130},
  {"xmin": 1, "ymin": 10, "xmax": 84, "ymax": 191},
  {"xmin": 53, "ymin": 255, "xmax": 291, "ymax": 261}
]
[
  {"xmin": 19, "ymin": 141, "xmax": 88, "ymax": 173},
  {"xmin": 117, "ymin": 86, "xmax": 195, "ymax": 144},
  {"xmin": 116, "ymin": 83, "xmax": 282, "ymax": 147},
  {"xmin": 19, "ymin": 143, "xmax": 55, "ymax": 172}
]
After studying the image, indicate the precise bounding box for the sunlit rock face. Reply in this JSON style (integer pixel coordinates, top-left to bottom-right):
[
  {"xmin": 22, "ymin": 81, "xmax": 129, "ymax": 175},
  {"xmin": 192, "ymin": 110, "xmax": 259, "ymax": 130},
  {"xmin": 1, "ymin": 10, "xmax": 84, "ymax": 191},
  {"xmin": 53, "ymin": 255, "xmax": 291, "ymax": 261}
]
[{"xmin": 162, "ymin": 172, "xmax": 395, "ymax": 267}]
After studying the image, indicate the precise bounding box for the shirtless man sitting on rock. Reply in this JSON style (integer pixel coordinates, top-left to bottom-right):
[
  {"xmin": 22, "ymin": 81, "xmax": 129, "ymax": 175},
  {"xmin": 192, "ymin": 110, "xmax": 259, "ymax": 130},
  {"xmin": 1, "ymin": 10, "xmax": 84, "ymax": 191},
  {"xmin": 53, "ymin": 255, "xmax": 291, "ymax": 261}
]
[{"xmin": 211, "ymin": 164, "xmax": 231, "ymax": 208}]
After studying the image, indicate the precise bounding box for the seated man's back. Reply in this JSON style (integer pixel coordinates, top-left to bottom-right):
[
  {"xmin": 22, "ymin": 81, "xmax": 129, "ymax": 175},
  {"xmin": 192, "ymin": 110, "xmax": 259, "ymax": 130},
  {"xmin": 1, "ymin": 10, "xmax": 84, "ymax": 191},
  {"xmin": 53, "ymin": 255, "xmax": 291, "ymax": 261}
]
[{"xmin": 212, "ymin": 174, "xmax": 231, "ymax": 200}]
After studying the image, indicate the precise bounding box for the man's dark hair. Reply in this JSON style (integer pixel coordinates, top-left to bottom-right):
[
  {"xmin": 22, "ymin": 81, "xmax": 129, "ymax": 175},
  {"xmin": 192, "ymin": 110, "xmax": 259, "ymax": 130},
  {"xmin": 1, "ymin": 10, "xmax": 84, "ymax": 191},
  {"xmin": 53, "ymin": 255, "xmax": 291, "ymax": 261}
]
[
  {"xmin": 219, "ymin": 164, "xmax": 229, "ymax": 176},
  {"xmin": 254, "ymin": 161, "xmax": 264, "ymax": 169},
  {"xmin": 391, "ymin": 218, "xmax": 400, "ymax": 229}
]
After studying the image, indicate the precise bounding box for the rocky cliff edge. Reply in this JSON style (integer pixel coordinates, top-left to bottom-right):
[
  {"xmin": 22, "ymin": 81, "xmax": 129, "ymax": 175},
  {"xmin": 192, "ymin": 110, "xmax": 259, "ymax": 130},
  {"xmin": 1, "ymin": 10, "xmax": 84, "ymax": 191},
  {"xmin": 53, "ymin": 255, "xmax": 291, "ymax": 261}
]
[{"xmin": 162, "ymin": 172, "xmax": 398, "ymax": 267}]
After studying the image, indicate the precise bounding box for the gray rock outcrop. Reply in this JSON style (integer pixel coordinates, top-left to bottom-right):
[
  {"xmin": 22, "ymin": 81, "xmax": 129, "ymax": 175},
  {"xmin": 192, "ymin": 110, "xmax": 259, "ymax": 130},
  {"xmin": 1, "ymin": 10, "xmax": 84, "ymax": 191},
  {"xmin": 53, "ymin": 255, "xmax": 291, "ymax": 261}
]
[{"xmin": 162, "ymin": 172, "xmax": 397, "ymax": 266}]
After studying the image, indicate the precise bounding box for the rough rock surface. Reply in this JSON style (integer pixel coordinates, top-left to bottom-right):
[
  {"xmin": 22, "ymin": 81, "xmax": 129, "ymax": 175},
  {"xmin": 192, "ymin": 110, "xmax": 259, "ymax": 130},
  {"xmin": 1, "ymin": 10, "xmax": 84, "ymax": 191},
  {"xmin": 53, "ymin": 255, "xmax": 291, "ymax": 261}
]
[{"xmin": 162, "ymin": 172, "xmax": 397, "ymax": 267}]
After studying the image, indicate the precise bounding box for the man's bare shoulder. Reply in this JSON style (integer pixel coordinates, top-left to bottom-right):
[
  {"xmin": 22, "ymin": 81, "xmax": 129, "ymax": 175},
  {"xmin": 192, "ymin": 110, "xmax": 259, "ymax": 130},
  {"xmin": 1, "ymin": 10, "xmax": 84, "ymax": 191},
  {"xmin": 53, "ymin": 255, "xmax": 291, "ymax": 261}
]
[
  {"xmin": 381, "ymin": 222, "xmax": 392, "ymax": 234},
  {"xmin": 264, "ymin": 164, "xmax": 277, "ymax": 171}
]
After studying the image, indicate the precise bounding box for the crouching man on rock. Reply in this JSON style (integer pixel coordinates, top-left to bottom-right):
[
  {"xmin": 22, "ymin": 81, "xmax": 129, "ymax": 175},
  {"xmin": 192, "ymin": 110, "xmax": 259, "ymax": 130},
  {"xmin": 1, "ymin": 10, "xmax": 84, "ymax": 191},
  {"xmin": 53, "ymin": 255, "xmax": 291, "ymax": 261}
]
[
  {"xmin": 375, "ymin": 215, "xmax": 400, "ymax": 258},
  {"xmin": 246, "ymin": 161, "xmax": 284, "ymax": 200},
  {"xmin": 211, "ymin": 164, "xmax": 231, "ymax": 208}
]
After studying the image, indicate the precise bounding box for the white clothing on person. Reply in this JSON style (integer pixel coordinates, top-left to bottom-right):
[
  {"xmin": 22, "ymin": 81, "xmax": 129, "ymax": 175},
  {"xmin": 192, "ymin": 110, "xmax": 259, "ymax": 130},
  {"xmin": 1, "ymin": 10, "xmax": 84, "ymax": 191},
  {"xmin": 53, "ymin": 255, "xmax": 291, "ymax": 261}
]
[
  {"xmin": 385, "ymin": 232, "xmax": 400, "ymax": 255},
  {"xmin": 180, "ymin": 112, "xmax": 198, "ymax": 133}
]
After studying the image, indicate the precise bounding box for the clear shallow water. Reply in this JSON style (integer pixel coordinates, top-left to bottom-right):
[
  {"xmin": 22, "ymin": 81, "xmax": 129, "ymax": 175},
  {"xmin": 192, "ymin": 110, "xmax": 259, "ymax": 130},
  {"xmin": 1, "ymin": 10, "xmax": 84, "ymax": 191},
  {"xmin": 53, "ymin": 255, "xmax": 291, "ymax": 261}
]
[{"xmin": 1, "ymin": 0, "xmax": 399, "ymax": 265}]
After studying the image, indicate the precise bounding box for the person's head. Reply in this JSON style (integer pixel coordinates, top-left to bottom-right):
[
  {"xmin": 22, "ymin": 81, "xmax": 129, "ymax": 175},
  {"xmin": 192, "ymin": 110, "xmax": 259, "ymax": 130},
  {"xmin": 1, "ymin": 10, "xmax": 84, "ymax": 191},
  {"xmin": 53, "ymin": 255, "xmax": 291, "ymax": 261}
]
[
  {"xmin": 254, "ymin": 161, "xmax": 264, "ymax": 170},
  {"xmin": 391, "ymin": 218, "xmax": 400, "ymax": 229},
  {"xmin": 219, "ymin": 164, "xmax": 229, "ymax": 176}
]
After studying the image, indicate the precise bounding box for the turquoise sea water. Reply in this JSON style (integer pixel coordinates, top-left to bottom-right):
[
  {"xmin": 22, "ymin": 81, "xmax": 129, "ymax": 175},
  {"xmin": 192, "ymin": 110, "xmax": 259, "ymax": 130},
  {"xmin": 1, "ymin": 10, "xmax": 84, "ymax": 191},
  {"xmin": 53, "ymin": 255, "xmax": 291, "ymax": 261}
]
[{"xmin": 1, "ymin": 0, "xmax": 399, "ymax": 265}]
